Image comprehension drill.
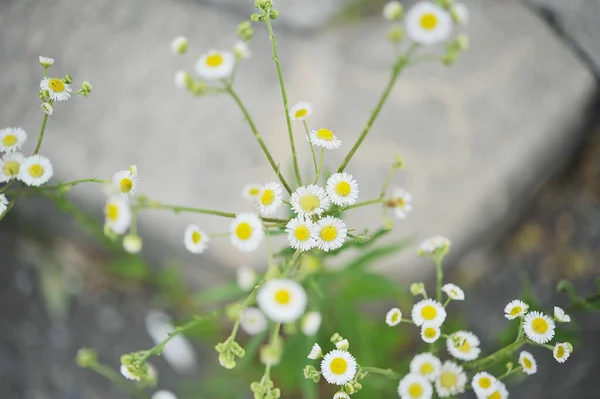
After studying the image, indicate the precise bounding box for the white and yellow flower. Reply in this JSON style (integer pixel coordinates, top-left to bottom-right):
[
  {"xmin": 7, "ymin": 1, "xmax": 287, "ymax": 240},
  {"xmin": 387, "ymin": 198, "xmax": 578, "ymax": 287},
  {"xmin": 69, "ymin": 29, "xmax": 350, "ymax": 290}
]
[
  {"xmin": 290, "ymin": 184, "xmax": 330, "ymax": 217},
  {"xmin": 314, "ymin": 216, "xmax": 347, "ymax": 252},
  {"xmin": 240, "ymin": 307, "xmax": 268, "ymax": 335},
  {"xmin": 183, "ymin": 224, "xmax": 209, "ymax": 254},
  {"xmin": 41, "ymin": 102, "xmax": 54, "ymax": 115},
  {"xmin": 553, "ymin": 342, "xmax": 571, "ymax": 363},
  {"xmin": 483, "ymin": 380, "xmax": 508, "ymax": 399},
  {"xmin": 405, "ymin": 2, "xmax": 453, "ymax": 46},
  {"xmin": 237, "ymin": 265, "xmax": 256, "ymax": 291},
  {"xmin": 410, "ymin": 353, "xmax": 441, "ymax": 382},
  {"xmin": 0, "ymin": 152, "xmax": 25, "ymax": 182},
  {"xmin": 307, "ymin": 128, "xmax": 342, "ymax": 150},
  {"xmin": 152, "ymin": 391, "xmax": 177, "ymax": 399},
  {"xmin": 18, "ymin": 154, "xmax": 53, "ymax": 187},
  {"xmin": 326, "ymin": 172, "xmax": 358, "ymax": 206},
  {"xmin": 308, "ymin": 343, "xmax": 323, "ymax": 360},
  {"xmin": 39, "ymin": 56, "xmax": 55, "ymax": 67},
  {"xmin": 286, "ymin": 215, "xmax": 318, "ymax": 251},
  {"xmin": 242, "ymin": 183, "xmax": 263, "ymax": 201},
  {"xmin": 0, "ymin": 194, "xmax": 8, "ymax": 216},
  {"xmin": 112, "ymin": 169, "xmax": 138, "ymax": 199},
  {"xmin": 388, "ymin": 188, "xmax": 413, "ymax": 219},
  {"xmin": 257, "ymin": 278, "xmax": 307, "ymax": 323},
  {"xmin": 230, "ymin": 213, "xmax": 264, "ymax": 252},
  {"xmin": 0, "ymin": 127, "xmax": 27, "ymax": 153},
  {"xmin": 446, "ymin": 331, "xmax": 481, "ymax": 361},
  {"xmin": 257, "ymin": 181, "xmax": 283, "ymax": 216},
  {"xmin": 472, "ymin": 372, "xmax": 497, "ymax": 397},
  {"xmin": 418, "ymin": 235, "xmax": 451, "ymax": 256},
  {"xmin": 504, "ymin": 299, "xmax": 529, "ymax": 320},
  {"xmin": 435, "ymin": 361, "xmax": 467, "ymax": 397},
  {"xmin": 233, "ymin": 41, "xmax": 251, "ymax": 59},
  {"xmin": 194, "ymin": 50, "xmax": 235, "ymax": 80},
  {"xmin": 40, "ymin": 77, "xmax": 72, "ymax": 102},
  {"xmin": 442, "ymin": 283, "xmax": 464, "ymax": 300},
  {"xmin": 523, "ymin": 311, "xmax": 555, "ymax": 344},
  {"xmin": 398, "ymin": 373, "xmax": 433, "ymax": 399},
  {"xmin": 386, "ymin": 307, "xmax": 402, "ymax": 326},
  {"xmin": 421, "ymin": 323, "xmax": 441, "ymax": 344},
  {"xmin": 289, "ymin": 102, "xmax": 313, "ymax": 121},
  {"xmin": 170, "ymin": 36, "xmax": 189, "ymax": 54},
  {"xmin": 301, "ymin": 311, "xmax": 322, "ymax": 336},
  {"xmin": 518, "ymin": 351, "xmax": 537, "ymax": 375},
  {"xmin": 411, "ymin": 298, "xmax": 446, "ymax": 327},
  {"xmin": 104, "ymin": 196, "xmax": 132, "ymax": 235},
  {"xmin": 554, "ymin": 306, "xmax": 571, "ymax": 323},
  {"xmin": 321, "ymin": 349, "xmax": 357, "ymax": 386},
  {"xmin": 120, "ymin": 364, "xmax": 140, "ymax": 381}
]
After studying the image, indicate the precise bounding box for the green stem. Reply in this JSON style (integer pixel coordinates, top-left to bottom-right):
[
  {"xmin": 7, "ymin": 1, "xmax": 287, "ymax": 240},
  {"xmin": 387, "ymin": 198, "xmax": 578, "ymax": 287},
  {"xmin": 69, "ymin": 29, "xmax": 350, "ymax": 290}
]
[
  {"xmin": 379, "ymin": 165, "xmax": 397, "ymax": 199},
  {"xmin": 0, "ymin": 191, "xmax": 20, "ymax": 222},
  {"xmin": 435, "ymin": 258, "xmax": 443, "ymax": 303},
  {"xmin": 140, "ymin": 200, "xmax": 237, "ymax": 218},
  {"xmin": 464, "ymin": 339, "xmax": 526, "ymax": 370},
  {"xmin": 40, "ymin": 178, "xmax": 105, "ymax": 190},
  {"xmin": 324, "ymin": 198, "xmax": 383, "ymax": 216},
  {"xmin": 361, "ymin": 366, "xmax": 401, "ymax": 379},
  {"xmin": 88, "ymin": 363, "xmax": 149, "ymax": 399},
  {"xmin": 265, "ymin": 14, "xmax": 302, "ymax": 187},
  {"xmin": 303, "ymin": 121, "xmax": 318, "ymax": 175},
  {"xmin": 443, "ymin": 297, "xmax": 451, "ymax": 308},
  {"xmin": 314, "ymin": 148, "xmax": 324, "ymax": 185},
  {"xmin": 34, "ymin": 113, "xmax": 49, "ymax": 155},
  {"xmin": 498, "ymin": 365, "xmax": 523, "ymax": 380}
]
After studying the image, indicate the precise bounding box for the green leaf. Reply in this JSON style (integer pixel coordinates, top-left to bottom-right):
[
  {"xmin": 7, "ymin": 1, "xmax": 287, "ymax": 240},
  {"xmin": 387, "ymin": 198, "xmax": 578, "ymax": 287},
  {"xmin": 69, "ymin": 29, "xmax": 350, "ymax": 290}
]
[
  {"xmin": 109, "ymin": 256, "xmax": 151, "ymax": 280},
  {"xmin": 196, "ymin": 282, "xmax": 244, "ymax": 305},
  {"xmin": 344, "ymin": 239, "xmax": 413, "ymax": 272}
]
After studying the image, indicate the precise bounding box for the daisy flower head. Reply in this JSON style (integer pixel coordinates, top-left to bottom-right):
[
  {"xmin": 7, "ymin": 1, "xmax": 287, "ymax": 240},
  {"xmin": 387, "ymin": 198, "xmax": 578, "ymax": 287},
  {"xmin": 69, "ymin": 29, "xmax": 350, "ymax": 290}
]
[
  {"xmin": 442, "ymin": 283, "xmax": 464, "ymax": 300},
  {"xmin": 286, "ymin": 215, "xmax": 317, "ymax": 251},
  {"xmin": 418, "ymin": 235, "xmax": 451, "ymax": 256},
  {"xmin": 326, "ymin": 172, "xmax": 358, "ymax": 206},
  {"xmin": 453, "ymin": 3, "xmax": 469, "ymax": 26},
  {"xmin": 256, "ymin": 181, "xmax": 283, "ymax": 216},
  {"xmin": 336, "ymin": 339, "xmax": 350, "ymax": 351},
  {"xmin": 41, "ymin": 102, "xmax": 54, "ymax": 115},
  {"xmin": 410, "ymin": 353, "xmax": 441, "ymax": 382},
  {"xmin": 290, "ymin": 184, "xmax": 330, "ymax": 217},
  {"xmin": 174, "ymin": 71, "xmax": 192, "ymax": 90},
  {"xmin": 435, "ymin": 361, "xmax": 467, "ymax": 398},
  {"xmin": 112, "ymin": 169, "xmax": 138, "ymax": 199},
  {"xmin": 314, "ymin": 216, "xmax": 347, "ymax": 252},
  {"xmin": 523, "ymin": 311, "xmax": 555, "ymax": 344},
  {"xmin": 194, "ymin": 50, "xmax": 235, "ymax": 80},
  {"xmin": 183, "ymin": 224, "xmax": 209, "ymax": 254},
  {"xmin": 120, "ymin": 364, "xmax": 140, "ymax": 381},
  {"xmin": 230, "ymin": 213, "xmax": 264, "ymax": 252},
  {"xmin": 308, "ymin": 343, "xmax": 323, "ymax": 360},
  {"xmin": 405, "ymin": 2, "xmax": 453, "ymax": 46},
  {"xmin": 0, "ymin": 152, "xmax": 25, "ymax": 182},
  {"xmin": 485, "ymin": 380, "xmax": 508, "ymax": 399},
  {"xmin": 39, "ymin": 56, "xmax": 55, "ymax": 67},
  {"xmin": 398, "ymin": 373, "xmax": 433, "ymax": 399},
  {"xmin": 0, "ymin": 127, "xmax": 27, "ymax": 153},
  {"xmin": 320, "ymin": 349, "xmax": 357, "ymax": 386},
  {"xmin": 553, "ymin": 342, "xmax": 571, "ymax": 363},
  {"xmin": 385, "ymin": 307, "xmax": 402, "ymax": 326},
  {"xmin": 472, "ymin": 372, "xmax": 497, "ymax": 397},
  {"xmin": 411, "ymin": 298, "xmax": 446, "ymax": 327},
  {"xmin": 504, "ymin": 299, "xmax": 529, "ymax": 320},
  {"xmin": 554, "ymin": 306, "xmax": 571, "ymax": 323},
  {"xmin": 40, "ymin": 76, "xmax": 72, "ymax": 102},
  {"xmin": 383, "ymin": 1, "xmax": 403, "ymax": 21},
  {"xmin": 0, "ymin": 194, "xmax": 8, "ymax": 216},
  {"xmin": 237, "ymin": 265, "xmax": 256, "ymax": 291},
  {"xmin": 240, "ymin": 307, "xmax": 268, "ymax": 335},
  {"xmin": 152, "ymin": 391, "xmax": 177, "ymax": 399},
  {"xmin": 242, "ymin": 183, "xmax": 262, "ymax": 201},
  {"xmin": 307, "ymin": 128, "xmax": 342, "ymax": 151},
  {"xmin": 289, "ymin": 102, "xmax": 312, "ymax": 121},
  {"xmin": 333, "ymin": 393, "xmax": 350, "ymax": 399},
  {"xmin": 170, "ymin": 35, "xmax": 189, "ymax": 54},
  {"xmin": 104, "ymin": 195, "xmax": 132, "ymax": 235},
  {"xmin": 387, "ymin": 188, "xmax": 413, "ymax": 219},
  {"xmin": 446, "ymin": 331, "xmax": 481, "ymax": 361},
  {"xmin": 18, "ymin": 154, "xmax": 53, "ymax": 187},
  {"xmin": 518, "ymin": 351, "xmax": 537, "ymax": 375},
  {"xmin": 257, "ymin": 278, "xmax": 307, "ymax": 323},
  {"xmin": 301, "ymin": 311, "xmax": 322, "ymax": 336},
  {"xmin": 421, "ymin": 323, "xmax": 441, "ymax": 344},
  {"xmin": 233, "ymin": 41, "xmax": 251, "ymax": 59}
]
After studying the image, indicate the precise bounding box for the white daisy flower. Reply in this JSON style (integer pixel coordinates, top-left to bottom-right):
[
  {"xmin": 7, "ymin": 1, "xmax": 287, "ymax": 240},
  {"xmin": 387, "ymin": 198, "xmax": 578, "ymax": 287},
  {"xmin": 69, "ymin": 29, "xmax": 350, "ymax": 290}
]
[
  {"xmin": 383, "ymin": 1, "xmax": 403, "ymax": 21},
  {"xmin": 41, "ymin": 102, "xmax": 54, "ymax": 115},
  {"xmin": 442, "ymin": 283, "xmax": 464, "ymax": 300},
  {"xmin": 453, "ymin": 3, "xmax": 469, "ymax": 25},
  {"xmin": 308, "ymin": 343, "xmax": 323, "ymax": 360},
  {"xmin": 326, "ymin": 172, "xmax": 359, "ymax": 206},
  {"xmin": 386, "ymin": 188, "xmax": 412, "ymax": 219},
  {"xmin": 301, "ymin": 311, "xmax": 322, "ymax": 336},
  {"xmin": 0, "ymin": 127, "xmax": 27, "ymax": 153},
  {"xmin": 257, "ymin": 279, "xmax": 307, "ymax": 323},
  {"xmin": 485, "ymin": 380, "xmax": 508, "ymax": 399},
  {"xmin": 257, "ymin": 181, "xmax": 283, "ymax": 216},
  {"xmin": 112, "ymin": 169, "xmax": 138, "ymax": 199},
  {"xmin": 230, "ymin": 213, "xmax": 264, "ymax": 252},
  {"xmin": 104, "ymin": 196, "xmax": 132, "ymax": 235},
  {"xmin": 233, "ymin": 41, "xmax": 251, "ymax": 59},
  {"xmin": 237, "ymin": 265, "xmax": 256, "ymax": 291},
  {"xmin": 398, "ymin": 373, "xmax": 433, "ymax": 399},
  {"xmin": 123, "ymin": 234, "xmax": 143, "ymax": 254},
  {"xmin": 320, "ymin": 349, "xmax": 357, "ymax": 386},
  {"xmin": 39, "ymin": 56, "xmax": 55, "ymax": 67},
  {"xmin": 314, "ymin": 216, "xmax": 347, "ymax": 252},
  {"xmin": 120, "ymin": 364, "xmax": 140, "ymax": 381},
  {"xmin": 290, "ymin": 184, "xmax": 330, "ymax": 217},
  {"xmin": 421, "ymin": 323, "xmax": 441, "ymax": 344},
  {"xmin": 504, "ymin": 299, "xmax": 529, "ymax": 320},
  {"xmin": 18, "ymin": 154, "xmax": 53, "ymax": 187},
  {"xmin": 152, "ymin": 391, "xmax": 177, "ymax": 399},
  {"xmin": 518, "ymin": 351, "xmax": 537, "ymax": 375},
  {"xmin": 418, "ymin": 235, "xmax": 451, "ymax": 255},
  {"xmin": 472, "ymin": 372, "xmax": 497, "ymax": 397},
  {"xmin": 446, "ymin": 331, "xmax": 481, "ymax": 361},
  {"xmin": 405, "ymin": 2, "xmax": 453, "ymax": 46},
  {"xmin": 40, "ymin": 77, "xmax": 72, "ymax": 102},
  {"xmin": 194, "ymin": 50, "xmax": 235, "ymax": 80},
  {"xmin": 0, "ymin": 152, "xmax": 25, "ymax": 182},
  {"xmin": 307, "ymin": 128, "xmax": 342, "ymax": 150},
  {"xmin": 553, "ymin": 342, "xmax": 571, "ymax": 363},
  {"xmin": 243, "ymin": 183, "xmax": 263, "ymax": 201},
  {"xmin": 435, "ymin": 361, "xmax": 467, "ymax": 398},
  {"xmin": 411, "ymin": 298, "xmax": 446, "ymax": 327},
  {"xmin": 170, "ymin": 36, "xmax": 189, "ymax": 54},
  {"xmin": 386, "ymin": 307, "xmax": 402, "ymax": 326},
  {"xmin": 174, "ymin": 71, "xmax": 191, "ymax": 89},
  {"xmin": 0, "ymin": 194, "xmax": 8, "ymax": 216},
  {"xmin": 289, "ymin": 102, "xmax": 313, "ymax": 121},
  {"xmin": 286, "ymin": 215, "xmax": 317, "ymax": 251},
  {"xmin": 410, "ymin": 353, "xmax": 441, "ymax": 382},
  {"xmin": 183, "ymin": 225, "xmax": 209, "ymax": 254},
  {"xmin": 240, "ymin": 307, "xmax": 268, "ymax": 335},
  {"xmin": 333, "ymin": 392, "xmax": 350, "ymax": 399},
  {"xmin": 523, "ymin": 311, "xmax": 555, "ymax": 344},
  {"xmin": 554, "ymin": 306, "xmax": 571, "ymax": 323}
]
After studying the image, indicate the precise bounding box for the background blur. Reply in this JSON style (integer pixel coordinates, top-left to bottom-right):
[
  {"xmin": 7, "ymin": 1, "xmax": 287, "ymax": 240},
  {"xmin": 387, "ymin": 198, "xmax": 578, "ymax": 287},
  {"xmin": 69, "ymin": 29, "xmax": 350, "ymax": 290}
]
[{"xmin": 1, "ymin": 0, "xmax": 599, "ymax": 398}]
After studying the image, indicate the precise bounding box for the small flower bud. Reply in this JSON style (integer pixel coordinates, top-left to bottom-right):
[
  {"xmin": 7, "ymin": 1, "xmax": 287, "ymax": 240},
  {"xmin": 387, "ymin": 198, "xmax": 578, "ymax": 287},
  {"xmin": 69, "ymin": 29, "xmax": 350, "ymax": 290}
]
[
  {"xmin": 565, "ymin": 342, "xmax": 574, "ymax": 352},
  {"xmin": 189, "ymin": 81, "xmax": 207, "ymax": 96},
  {"xmin": 455, "ymin": 34, "xmax": 469, "ymax": 51},
  {"xmin": 170, "ymin": 36, "xmax": 189, "ymax": 55},
  {"xmin": 269, "ymin": 9, "xmax": 279, "ymax": 19},
  {"xmin": 218, "ymin": 353, "xmax": 236, "ymax": 369},
  {"xmin": 344, "ymin": 383, "xmax": 356, "ymax": 394},
  {"xmin": 41, "ymin": 102, "xmax": 54, "ymax": 116},
  {"xmin": 80, "ymin": 81, "xmax": 93, "ymax": 97},
  {"xmin": 76, "ymin": 348, "xmax": 97, "ymax": 368},
  {"xmin": 40, "ymin": 89, "xmax": 50, "ymax": 101},
  {"xmin": 387, "ymin": 26, "xmax": 404, "ymax": 43},
  {"xmin": 128, "ymin": 165, "xmax": 138, "ymax": 176},
  {"xmin": 336, "ymin": 339, "xmax": 349, "ymax": 351},
  {"xmin": 39, "ymin": 56, "xmax": 55, "ymax": 68},
  {"xmin": 123, "ymin": 234, "xmax": 143, "ymax": 254},
  {"xmin": 330, "ymin": 333, "xmax": 343, "ymax": 344},
  {"xmin": 383, "ymin": 1, "xmax": 403, "ymax": 21},
  {"xmin": 260, "ymin": 340, "xmax": 283, "ymax": 366},
  {"xmin": 236, "ymin": 21, "xmax": 254, "ymax": 42},
  {"xmin": 62, "ymin": 74, "xmax": 73, "ymax": 85},
  {"xmin": 233, "ymin": 41, "xmax": 251, "ymax": 59},
  {"xmin": 410, "ymin": 282, "xmax": 426, "ymax": 296},
  {"xmin": 250, "ymin": 13, "xmax": 261, "ymax": 22},
  {"xmin": 254, "ymin": 0, "xmax": 266, "ymax": 8},
  {"xmin": 225, "ymin": 303, "xmax": 243, "ymax": 320},
  {"xmin": 174, "ymin": 71, "xmax": 192, "ymax": 90},
  {"xmin": 393, "ymin": 154, "xmax": 406, "ymax": 169}
]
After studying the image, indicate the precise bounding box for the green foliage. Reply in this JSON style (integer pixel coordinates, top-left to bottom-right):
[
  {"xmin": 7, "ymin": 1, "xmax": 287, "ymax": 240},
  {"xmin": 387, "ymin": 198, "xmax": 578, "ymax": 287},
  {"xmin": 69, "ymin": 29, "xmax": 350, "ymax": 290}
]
[{"xmin": 557, "ymin": 278, "xmax": 600, "ymax": 312}]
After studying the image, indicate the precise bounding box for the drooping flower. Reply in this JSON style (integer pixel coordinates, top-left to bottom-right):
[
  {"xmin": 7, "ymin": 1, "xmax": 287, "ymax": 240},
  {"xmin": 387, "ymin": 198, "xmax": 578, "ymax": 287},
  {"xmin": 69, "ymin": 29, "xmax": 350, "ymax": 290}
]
[
  {"xmin": 442, "ymin": 283, "xmax": 465, "ymax": 300},
  {"xmin": 104, "ymin": 196, "xmax": 132, "ymax": 235},
  {"xmin": 237, "ymin": 265, "xmax": 256, "ymax": 291},
  {"xmin": 289, "ymin": 102, "xmax": 313, "ymax": 121},
  {"xmin": 308, "ymin": 343, "xmax": 323, "ymax": 360},
  {"xmin": 554, "ymin": 306, "xmax": 571, "ymax": 323},
  {"xmin": 170, "ymin": 36, "xmax": 189, "ymax": 54}
]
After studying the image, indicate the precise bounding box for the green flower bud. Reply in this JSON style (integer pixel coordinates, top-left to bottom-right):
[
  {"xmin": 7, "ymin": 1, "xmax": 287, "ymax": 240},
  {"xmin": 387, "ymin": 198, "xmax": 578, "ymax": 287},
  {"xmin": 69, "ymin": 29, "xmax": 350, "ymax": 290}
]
[
  {"xmin": 218, "ymin": 353, "xmax": 237, "ymax": 369},
  {"xmin": 345, "ymin": 383, "xmax": 356, "ymax": 394},
  {"xmin": 226, "ymin": 303, "xmax": 243, "ymax": 320},
  {"xmin": 170, "ymin": 36, "xmax": 189, "ymax": 55},
  {"xmin": 383, "ymin": 1, "xmax": 403, "ymax": 21},
  {"xmin": 330, "ymin": 333, "xmax": 343, "ymax": 343},
  {"xmin": 123, "ymin": 234, "xmax": 143, "ymax": 254},
  {"xmin": 80, "ymin": 80, "xmax": 93, "ymax": 96},
  {"xmin": 39, "ymin": 56, "xmax": 55, "ymax": 68},
  {"xmin": 76, "ymin": 348, "xmax": 97, "ymax": 368},
  {"xmin": 387, "ymin": 26, "xmax": 404, "ymax": 43},
  {"xmin": 189, "ymin": 81, "xmax": 207, "ymax": 96},
  {"xmin": 410, "ymin": 282, "xmax": 426, "ymax": 296},
  {"xmin": 455, "ymin": 34, "xmax": 469, "ymax": 51},
  {"xmin": 41, "ymin": 102, "xmax": 54, "ymax": 116},
  {"xmin": 335, "ymin": 338, "xmax": 349, "ymax": 351},
  {"xmin": 62, "ymin": 74, "xmax": 73, "ymax": 85},
  {"xmin": 269, "ymin": 9, "xmax": 279, "ymax": 19},
  {"xmin": 237, "ymin": 21, "xmax": 254, "ymax": 41},
  {"xmin": 250, "ymin": 13, "xmax": 261, "ymax": 22}
]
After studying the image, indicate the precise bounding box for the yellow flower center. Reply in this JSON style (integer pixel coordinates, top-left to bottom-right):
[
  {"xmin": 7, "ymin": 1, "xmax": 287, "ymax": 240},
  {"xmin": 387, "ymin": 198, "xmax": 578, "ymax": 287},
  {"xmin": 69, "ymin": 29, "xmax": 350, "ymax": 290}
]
[
  {"xmin": 522, "ymin": 357, "xmax": 532, "ymax": 369},
  {"xmin": 440, "ymin": 372, "xmax": 457, "ymax": 389},
  {"xmin": 28, "ymin": 164, "xmax": 44, "ymax": 178},
  {"xmin": 294, "ymin": 225, "xmax": 311, "ymax": 242},
  {"xmin": 3, "ymin": 161, "xmax": 20, "ymax": 176},
  {"xmin": 391, "ymin": 312, "xmax": 399, "ymax": 323},
  {"xmin": 206, "ymin": 54, "xmax": 224, "ymax": 67},
  {"xmin": 120, "ymin": 178, "xmax": 133, "ymax": 193},
  {"xmin": 299, "ymin": 194, "xmax": 320, "ymax": 212},
  {"xmin": 478, "ymin": 377, "xmax": 492, "ymax": 389},
  {"xmin": 235, "ymin": 222, "xmax": 253, "ymax": 240},
  {"xmin": 316, "ymin": 128, "xmax": 334, "ymax": 141},
  {"xmin": 320, "ymin": 226, "xmax": 338, "ymax": 242},
  {"xmin": 556, "ymin": 346, "xmax": 565, "ymax": 358},
  {"xmin": 335, "ymin": 181, "xmax": 351, "ymax": 197},
  {"xmin": 106, "ymin": 203, "xmax": 119, "ymax": 221},
  {"xmin": 2, "ymin": 135, "xmax": 17, "ymax": 147},
  {"xmin": 420, "ymin": 363, "xmax": 434, "ymax": 375},
  {"xmin": 294, "ymin": 108, "xmax": 308, "ymax": 119},
  {"xmin": 260, "ymin": 189, "xmax": 275, "ymax": 206},
  {"xmin": 488, "ymin": 391, "xmax": 501, "ymax": 399},
  {"xmin": 329, "ymin": 357, "xmax": 348, "ymax": 375},
  {"xmin": 421, "ymin": 305, "xmax": 437, "ymax": 320},
  {"xmin": 532, "ymin": 317, "xmax": 549, "ymax": 334},
  {"xmin": 510, "ymin": 306, "xmax": 522, "ymax": 317},
  {"xmin": 49, "ymin": 78, "xmax": 65, "ymax": 92},
  {"xmin": 458, "ymin": 340, "xmax": 471, "ymax": 353},
  {"xmin": 274, "ymin": 289, "xmax": 291, "ymax": 305},
  {"xmin": 408, "ymin": 383, "xmax": 424, "ymax": 398},
  {"xmin": 423, "ymin": 327, "xmax": 437, "ymax": 339},
  {"xmin": 249, "ymin": 187, "xmax": 261, "ymax": 196},
  {"xmin": 192, "ymin": 231, "xmax": 201, "ymax": 244},
  {"xmin": 419, "ymin": 13, "xmax": 438, "ymax": 30}
]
